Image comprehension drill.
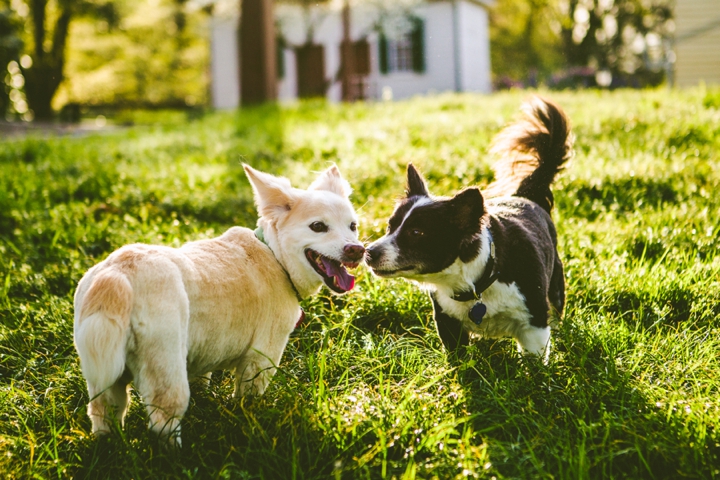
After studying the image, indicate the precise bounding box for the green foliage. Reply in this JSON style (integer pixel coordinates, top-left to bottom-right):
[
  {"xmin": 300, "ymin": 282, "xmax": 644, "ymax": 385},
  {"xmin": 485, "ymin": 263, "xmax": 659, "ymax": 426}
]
[
  {"xmin": 560, "ymin": 0, "xmax": 672, "ymax": 86},
  {"xmin": 703, "ymin": 86, "xmax": 720, "ymax": 110},
  {"xmin": 58, "ymin": 0, "xmax": 208, "ymax": 109},
  {"xmin": 1, "ymin": 90, "xmax": 720, "ymax": 478},
  {"xmin": 7, "ymin": 0, "xmax": 123, "ymax": 120},
  {"xmin": 490, "ymin": 0, "xmax": 673, "ymax": 87},
  {"xmin": 490, "ymin": 0, "xmax": 565, "ymax": 82},
  {"xmin": 7, "ymin": 0, "xmax": 206, "ymax": 119},
  {"xmin": 0, "ymin": 3, "xmax": 23, "ymax": 117}
]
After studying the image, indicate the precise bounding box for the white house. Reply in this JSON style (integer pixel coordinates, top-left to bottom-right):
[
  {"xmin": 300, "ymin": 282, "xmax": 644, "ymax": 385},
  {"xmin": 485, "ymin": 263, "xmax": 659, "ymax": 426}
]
[
  {"xmin": 673, "ymin": 0, "xmax": 720, "ymax": 86},
  {"xmin": 210, "ymin": 0, "xmax": 493, "ymax": 108}
]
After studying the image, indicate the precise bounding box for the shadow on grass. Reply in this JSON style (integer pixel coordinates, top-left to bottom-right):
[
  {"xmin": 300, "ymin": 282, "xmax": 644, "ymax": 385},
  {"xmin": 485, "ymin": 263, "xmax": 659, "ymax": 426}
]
[
  {"xmin": 72, "ymin": 376, "xmax": 344, "ymax": 479},
  {"xmin": 573, "ymin": 281, "xmax": 720, "ymax": 332},
  {"xmin": 452, "ymin": 316, "xmax": 719, "ymax": 478}
]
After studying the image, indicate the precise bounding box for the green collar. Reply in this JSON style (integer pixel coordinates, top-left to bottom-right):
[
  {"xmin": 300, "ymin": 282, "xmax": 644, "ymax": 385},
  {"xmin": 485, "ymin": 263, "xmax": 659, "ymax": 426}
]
[
  {"xmin": 254, "ymin": 226, "xmax": 266, "ymax": 244},
  {"xmin": 254, "ymin": 226, "xmax": 303, "ymax": 301}
]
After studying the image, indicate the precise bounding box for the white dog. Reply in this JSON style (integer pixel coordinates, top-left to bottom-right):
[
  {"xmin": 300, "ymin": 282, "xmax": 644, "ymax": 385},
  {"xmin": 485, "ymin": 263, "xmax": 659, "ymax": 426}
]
[{"xmin": 74, "ymin": 165, "xmax": 364, "ymax": 446}]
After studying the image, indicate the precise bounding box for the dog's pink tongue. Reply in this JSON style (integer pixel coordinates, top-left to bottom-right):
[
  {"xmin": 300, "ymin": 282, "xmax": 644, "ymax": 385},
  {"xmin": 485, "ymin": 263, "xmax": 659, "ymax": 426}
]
[{"xmin": 321, "ymin": 257, "xmax": 355, "ymax": 291}]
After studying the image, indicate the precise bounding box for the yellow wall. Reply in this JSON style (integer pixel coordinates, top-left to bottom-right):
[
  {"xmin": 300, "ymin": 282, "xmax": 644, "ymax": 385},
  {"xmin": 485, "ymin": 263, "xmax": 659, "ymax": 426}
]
[{"xmin": 675, "ymin": 0, "xmax": 720, "ymax": 86}]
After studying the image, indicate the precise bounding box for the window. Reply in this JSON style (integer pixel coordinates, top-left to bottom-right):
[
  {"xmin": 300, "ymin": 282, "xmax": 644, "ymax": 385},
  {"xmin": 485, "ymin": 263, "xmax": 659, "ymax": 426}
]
[
  {"xmin": 388, "ymin": 35, "xmax": 414, "ymax": 72},
  {"xmin": 379, "ymin": 18, "xmax": 425, "ymax": 74}
]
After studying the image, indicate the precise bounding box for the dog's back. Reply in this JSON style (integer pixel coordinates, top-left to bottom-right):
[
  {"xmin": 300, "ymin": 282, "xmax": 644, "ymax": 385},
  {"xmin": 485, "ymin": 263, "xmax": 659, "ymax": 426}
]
[{"xmin": 485, "ymin": 97, "xmax": 573, "ymax": 213}]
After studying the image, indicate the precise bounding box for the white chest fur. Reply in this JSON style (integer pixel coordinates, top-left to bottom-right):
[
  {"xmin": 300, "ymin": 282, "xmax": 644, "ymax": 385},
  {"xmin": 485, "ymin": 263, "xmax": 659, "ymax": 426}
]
[
  {"xmin": 432, "ymin": 281, "xmax": 532, "ymax": 339},
  {"xmin": 411, "ymin": 227, "xmax": 552, "ymax": 358}
]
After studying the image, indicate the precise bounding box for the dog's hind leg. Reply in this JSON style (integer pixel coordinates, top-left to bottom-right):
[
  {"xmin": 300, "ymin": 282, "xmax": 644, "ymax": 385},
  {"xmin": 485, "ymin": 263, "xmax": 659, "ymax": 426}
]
[
  {"xmin": 87, "ymin": 373, "xmax": 131, "ymax": 435},
  {"xmin": 129, "ymin": 270, "xmax": 191, "ymax": 447},
  {"xmin": 132, "ymin": 336, "xmax": 190, "ymax": 446},
  {"xmin": 514, "ymin": 271, "xmax": 555, "ymax": 361},
  {"xmin": 548, "ymin": 256, "xmax": 565, "ymax": 318},
  {"xmin": 516, "ymin": 257, "xmax": 564, "ymax": 362}
]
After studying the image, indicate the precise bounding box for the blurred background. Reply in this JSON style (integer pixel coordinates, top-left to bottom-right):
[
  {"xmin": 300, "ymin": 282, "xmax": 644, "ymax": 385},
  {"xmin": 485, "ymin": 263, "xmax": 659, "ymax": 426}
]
[{"xmin": 0, "ymin": 0, "xmax": 717, "ymax": 124}]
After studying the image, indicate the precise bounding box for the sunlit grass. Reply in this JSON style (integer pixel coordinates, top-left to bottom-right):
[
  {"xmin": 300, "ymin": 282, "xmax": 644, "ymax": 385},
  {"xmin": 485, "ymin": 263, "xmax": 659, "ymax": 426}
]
[{"xmin": 1, "ymin": 88, "xmax": 719, "ymax": 478}]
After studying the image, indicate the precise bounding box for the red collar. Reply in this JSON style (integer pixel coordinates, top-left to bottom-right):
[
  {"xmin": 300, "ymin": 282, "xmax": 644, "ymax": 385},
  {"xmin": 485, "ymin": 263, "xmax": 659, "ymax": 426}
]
[{"xmin": 295, "ymin": 309, "xmax": 305, "ymax": 329}]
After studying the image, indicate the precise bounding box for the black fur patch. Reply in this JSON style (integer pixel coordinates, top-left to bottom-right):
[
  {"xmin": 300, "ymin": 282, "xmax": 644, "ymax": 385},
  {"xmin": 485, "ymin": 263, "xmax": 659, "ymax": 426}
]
[
  {"xmin": 406, "ymin": 164, "xmax": 430, "ymax": 197},
  {"xmin": 387, "ymin": 197, "xmax": 422, "ymax": 235},
  {"xmin": 485, "ymin": 197, "xmax": 562, "ymax": 329}
]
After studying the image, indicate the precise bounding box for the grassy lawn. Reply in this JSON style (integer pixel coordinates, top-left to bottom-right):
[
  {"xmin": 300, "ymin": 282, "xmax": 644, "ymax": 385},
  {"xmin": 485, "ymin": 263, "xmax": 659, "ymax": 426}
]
[{"xmin": 1, "ymin": 89, "xmax": 719, "ymax": 479}]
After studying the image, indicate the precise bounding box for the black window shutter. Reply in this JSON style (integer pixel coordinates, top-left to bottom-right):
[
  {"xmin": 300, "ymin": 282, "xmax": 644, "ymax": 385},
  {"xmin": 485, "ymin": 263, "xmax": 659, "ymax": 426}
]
[
  {"xmin": 379, "ymin": 32, "xmax": 389, "ymax": 74},
  {"xmin": 411, "ymin": 18, "xmax": 425, "ymax": 73}
]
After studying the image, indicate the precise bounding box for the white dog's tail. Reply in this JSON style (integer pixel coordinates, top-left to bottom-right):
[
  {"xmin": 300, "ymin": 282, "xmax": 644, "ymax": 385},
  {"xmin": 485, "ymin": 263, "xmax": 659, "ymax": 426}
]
[{"xmin": 75, "ymin": 269, "xmax": 133, "ymax": 393}]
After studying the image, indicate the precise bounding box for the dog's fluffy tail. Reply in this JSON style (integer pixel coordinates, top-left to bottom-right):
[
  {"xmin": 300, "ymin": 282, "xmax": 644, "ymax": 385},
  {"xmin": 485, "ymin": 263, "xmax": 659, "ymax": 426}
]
[
  {"xmin": 485, "ymin": 96, "xmax": 573, "ymax": 213},
  {"xmin": 74, "ymin": 268, "xmax": 133, "ymax": 393}
]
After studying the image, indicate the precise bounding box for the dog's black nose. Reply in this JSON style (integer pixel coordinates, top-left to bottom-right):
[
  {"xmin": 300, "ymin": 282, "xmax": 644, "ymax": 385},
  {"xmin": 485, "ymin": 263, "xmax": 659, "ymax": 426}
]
[
  {"xmin": 343, "ymin": 244, "xmax": 365, "ymax": 261},
  {"xmin": 365, "ymin": 245, "xmax": 381, "ymax": 264}
]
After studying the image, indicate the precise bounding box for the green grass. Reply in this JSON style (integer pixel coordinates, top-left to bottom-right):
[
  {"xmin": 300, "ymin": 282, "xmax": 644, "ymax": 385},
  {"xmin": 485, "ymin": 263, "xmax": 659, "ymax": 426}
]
[{"xmin": 1, "ymin": 88, "xmax": 719, "ymax": 479}]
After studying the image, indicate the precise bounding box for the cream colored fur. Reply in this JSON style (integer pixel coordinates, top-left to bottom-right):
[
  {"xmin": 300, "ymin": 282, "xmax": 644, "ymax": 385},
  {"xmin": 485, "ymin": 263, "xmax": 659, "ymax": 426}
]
[{"xmin": 74, "ymin": 165, "xmax": 360, "ymax": 446}]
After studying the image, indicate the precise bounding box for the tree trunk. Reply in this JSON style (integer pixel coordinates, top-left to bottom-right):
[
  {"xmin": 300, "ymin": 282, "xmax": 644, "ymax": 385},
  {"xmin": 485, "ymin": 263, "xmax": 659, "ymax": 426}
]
[
  {"xmin": 22, "ymin": 0, "xmax": 73, "ymax": 121},
  {"xmin": 23, "ymin": 65, "xmax": 60, "ymax": 120}
]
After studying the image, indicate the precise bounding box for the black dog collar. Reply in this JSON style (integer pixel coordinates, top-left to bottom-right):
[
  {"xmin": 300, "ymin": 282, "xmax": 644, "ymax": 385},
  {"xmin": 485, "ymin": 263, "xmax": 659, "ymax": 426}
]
[{"xmin": 452, "ymin": 229, "xmax": 500, "ymax": 303}]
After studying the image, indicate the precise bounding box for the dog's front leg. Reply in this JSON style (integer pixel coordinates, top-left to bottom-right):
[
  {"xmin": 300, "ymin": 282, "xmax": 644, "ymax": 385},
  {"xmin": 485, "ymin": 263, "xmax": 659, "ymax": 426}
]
[
  {"xmin": 233, "ymin": 351, "xmax": 277, "ymax": 397},
  {"xmin": 431, "ymin": 294, "xmax": 469, "ymax": 355}
]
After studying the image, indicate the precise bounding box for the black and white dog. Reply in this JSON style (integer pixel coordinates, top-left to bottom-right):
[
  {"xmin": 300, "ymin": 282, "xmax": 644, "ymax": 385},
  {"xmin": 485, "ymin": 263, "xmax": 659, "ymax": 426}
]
[{"xmin": 365, "ymin": 97, "xmax": 573, "ymax": 361}]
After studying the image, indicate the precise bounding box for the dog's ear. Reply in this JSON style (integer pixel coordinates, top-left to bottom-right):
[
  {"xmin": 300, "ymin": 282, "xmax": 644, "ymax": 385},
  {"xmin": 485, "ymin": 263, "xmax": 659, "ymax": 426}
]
[
  {"xmin": 243, "ymin": 164, "xmax": 297, "ymax": 218},
  {"xmin": 406, "ymin": 164, "xmax": 429, "ymax": 198},
  {"xmin": 452, "ymin": 188, "xmax": 485, "ymax": 262},
  {"xmin": 308, "ymin": 164, "xmax": 351, "ymax": 198},
  {"xmin": 450, "ymin": 188, "xmax": 485, "ymax": 230}
]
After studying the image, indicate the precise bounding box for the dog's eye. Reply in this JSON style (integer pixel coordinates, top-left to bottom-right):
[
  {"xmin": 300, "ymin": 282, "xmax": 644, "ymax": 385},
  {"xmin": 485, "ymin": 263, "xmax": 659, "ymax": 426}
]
[
  {"xmin": 410, "ymin": 228, "xmax": 424, "ymax": 237},
  {"xmin": 309, "ymin": 221, "xmax": 328, "ymax": 233},
  {"xmin": 350, "ymin": 222, "xmax": 357, "ymax": 232}
]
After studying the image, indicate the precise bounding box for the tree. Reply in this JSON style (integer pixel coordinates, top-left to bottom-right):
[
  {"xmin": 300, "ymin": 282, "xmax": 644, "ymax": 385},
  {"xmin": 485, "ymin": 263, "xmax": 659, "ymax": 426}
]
[
  {"xmin": 1, "ymin": 2, "xmax": 24, "ymax": 117},
  {"xmin": 490, "ymin": 0, "xmax": 565, "ymax": 84},
  {"xmin": 277, "ymin": 0, "xmax": 331, "ymax": 45},
  {"xmin": 60, "ymin": 0, "xmax": 207, "ymax": 110},
  {"xmin": 560, "ymin": 0, "xmax": 672, "ymax": 87},
  {"xmin": 12, "ymin": 0, "xmax": 117, "ymax": 120},
  {"xmin": 489, "ymin": 0, "xmax": 673, "ymax": 88}
]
